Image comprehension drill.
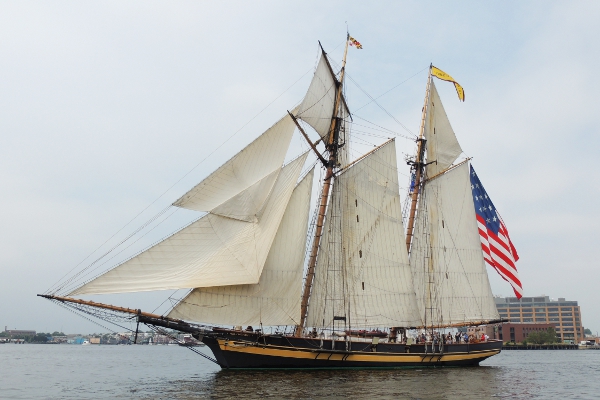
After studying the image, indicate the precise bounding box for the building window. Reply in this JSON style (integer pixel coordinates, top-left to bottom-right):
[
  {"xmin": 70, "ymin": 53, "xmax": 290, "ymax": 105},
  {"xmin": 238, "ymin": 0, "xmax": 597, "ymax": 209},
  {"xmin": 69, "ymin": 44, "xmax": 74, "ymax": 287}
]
[
  {"xmin": 535, "ymin": 313, "xmax": 546, "ymax": 317},
  {"xmin": 523, "ymin": 318, "xmax": 533, "ymax": 322},
  {"xmin": 535, "ymin": 318, "xmax": 546, "ymax": 322},
  {"xmin": 563, "ymin": 323, "xmax": 573, "ymax": 327},
  {"xmin": 549, "ymin": 318, "xmax": 560, "ymax": 322},
  {"xmin": 547, "ymin": 308, "xmax": 558, "ymax": 312},
  {"xmin": 548, "ymin": 313, "xmax": 559, "ymax": 317},
  {"xmin": 561, "ymin": 307, "xmax": 573, "ymax": 311},
  {"xmin": 522, "ymin": 313, "xmax": 533, "ymax": 317},
  {"xmin": 522, "ymin": 308, "xmax": 533, "ymax": 312},
  {"xmin": 535, "ymin": 308, "xmax": 545, "ymax": 312},
  {"xmin": 562, "ymin": 313, "xmax": 573, "ymax": 317}
]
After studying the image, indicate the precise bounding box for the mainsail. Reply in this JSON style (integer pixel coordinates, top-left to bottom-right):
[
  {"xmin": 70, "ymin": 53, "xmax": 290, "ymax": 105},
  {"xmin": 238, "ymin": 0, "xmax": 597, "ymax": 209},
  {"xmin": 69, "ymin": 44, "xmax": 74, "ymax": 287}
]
[
  {"xmin": 409, "ymin": 162, "xmax": 499, "ymax": 326},
  {"xmin": 168, "ymin": 168, "xmax": 314, "ymax": 326},
  {"xmin": 70, "ymin": 152, "xmax": 308, "ymax": 295},
  {"xmin": 306, "ymin": 140, "xmax": 423, "ymax": 329}
]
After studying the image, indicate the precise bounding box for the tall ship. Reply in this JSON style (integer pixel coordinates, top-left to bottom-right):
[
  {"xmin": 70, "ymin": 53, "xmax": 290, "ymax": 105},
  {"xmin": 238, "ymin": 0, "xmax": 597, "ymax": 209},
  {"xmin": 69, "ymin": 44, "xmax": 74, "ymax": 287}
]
[{"xmin": 40, "ymin": 35, "xmax": 522, "ymax": 369}]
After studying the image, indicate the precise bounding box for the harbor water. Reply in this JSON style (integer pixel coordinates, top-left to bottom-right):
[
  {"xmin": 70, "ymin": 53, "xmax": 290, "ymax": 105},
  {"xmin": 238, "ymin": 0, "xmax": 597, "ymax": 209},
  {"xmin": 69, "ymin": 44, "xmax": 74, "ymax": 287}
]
[{"xmin": 1, "ymin": 344, "xmax": 598, "ymax": 399}]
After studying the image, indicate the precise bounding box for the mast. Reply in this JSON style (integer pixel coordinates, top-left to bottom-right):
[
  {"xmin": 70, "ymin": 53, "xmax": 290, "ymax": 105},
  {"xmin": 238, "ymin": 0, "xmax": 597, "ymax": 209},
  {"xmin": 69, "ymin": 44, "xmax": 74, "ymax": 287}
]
[
  {"xmin": 405, "ymin": 66, "xmax": 432, "ymax": 253},
  {"xmin": 295, "ymin": 37, "xmax": 350, "ymax": 336}
]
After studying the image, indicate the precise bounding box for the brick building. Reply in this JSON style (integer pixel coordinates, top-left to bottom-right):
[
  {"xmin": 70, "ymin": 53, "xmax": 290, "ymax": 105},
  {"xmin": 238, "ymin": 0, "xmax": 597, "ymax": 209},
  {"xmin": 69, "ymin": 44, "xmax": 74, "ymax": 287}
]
[
  {"xmin": 468, "ymin": 323, "xmax": 557, "ymax": 343},
  {"xmin": 494, "ymin": 296, "xmax": 583, "ymax": 343}
]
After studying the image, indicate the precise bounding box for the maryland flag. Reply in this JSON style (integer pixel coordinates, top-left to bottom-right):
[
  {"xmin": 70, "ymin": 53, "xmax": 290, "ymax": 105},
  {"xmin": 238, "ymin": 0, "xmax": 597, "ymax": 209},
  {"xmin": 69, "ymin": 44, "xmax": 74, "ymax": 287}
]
[
  {"xmin": 348, "ymin": 36, "xmax": 363, "ymax": 49},
  {"xmin": 431, "ymin": 66, "xmax": 465, "ymax": 102}
]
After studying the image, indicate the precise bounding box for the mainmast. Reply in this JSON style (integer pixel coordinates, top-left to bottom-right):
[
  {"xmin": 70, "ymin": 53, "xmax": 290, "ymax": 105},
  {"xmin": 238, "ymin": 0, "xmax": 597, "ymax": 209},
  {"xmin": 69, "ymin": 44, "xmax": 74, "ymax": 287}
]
[
  {"xmin": 295, "ymin": 37, "xmax": 350, "ymax": 336},
  {"xmin": 405, "ymin": 66, "xmax": 432, "ymax": 253}
]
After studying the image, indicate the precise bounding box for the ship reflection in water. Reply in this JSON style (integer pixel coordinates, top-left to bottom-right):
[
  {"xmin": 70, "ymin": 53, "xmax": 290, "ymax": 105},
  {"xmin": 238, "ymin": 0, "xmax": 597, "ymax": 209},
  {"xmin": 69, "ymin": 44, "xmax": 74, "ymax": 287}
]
[{"xmin": 146, "ymin": 360, "xmax": 547, "ymax": 400}]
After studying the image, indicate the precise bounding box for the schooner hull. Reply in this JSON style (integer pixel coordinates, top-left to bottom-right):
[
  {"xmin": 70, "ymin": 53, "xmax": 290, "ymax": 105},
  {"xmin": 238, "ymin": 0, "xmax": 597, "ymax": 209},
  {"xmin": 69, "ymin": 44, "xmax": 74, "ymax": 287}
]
[{"xmin": 201, "ymin": 331, "xmax": 502, "ymax": 369}]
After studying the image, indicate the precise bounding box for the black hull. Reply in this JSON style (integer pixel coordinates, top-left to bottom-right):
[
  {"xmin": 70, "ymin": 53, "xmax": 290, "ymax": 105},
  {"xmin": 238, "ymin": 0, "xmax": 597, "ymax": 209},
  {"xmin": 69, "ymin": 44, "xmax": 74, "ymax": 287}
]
[{"xmin": 199, "ymin": 330, "xmax": 502, "ymax": 369}]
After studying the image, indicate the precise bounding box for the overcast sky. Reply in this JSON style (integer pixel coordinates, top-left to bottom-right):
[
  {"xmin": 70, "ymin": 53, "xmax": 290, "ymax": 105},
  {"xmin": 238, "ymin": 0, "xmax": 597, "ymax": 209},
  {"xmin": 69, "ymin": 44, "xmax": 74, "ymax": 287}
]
[{"xmin": 2, "ymin": 1, "xmax": 599, "ymax": 334}]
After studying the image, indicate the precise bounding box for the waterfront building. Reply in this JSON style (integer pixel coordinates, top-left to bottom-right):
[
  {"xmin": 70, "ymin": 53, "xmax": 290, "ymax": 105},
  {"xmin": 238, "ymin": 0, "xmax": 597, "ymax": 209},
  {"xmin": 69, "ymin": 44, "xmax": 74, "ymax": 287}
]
[
  {"xmin": 3, "ymin": 327, "xmax": 36, "ymax": 337},
  {"xmin": 495, "ymin": 296, "xmax": 583, "ymax": 343},
  {"xmin": 468, "ymin": 323, "xmax": 555, "ymax": 343}
]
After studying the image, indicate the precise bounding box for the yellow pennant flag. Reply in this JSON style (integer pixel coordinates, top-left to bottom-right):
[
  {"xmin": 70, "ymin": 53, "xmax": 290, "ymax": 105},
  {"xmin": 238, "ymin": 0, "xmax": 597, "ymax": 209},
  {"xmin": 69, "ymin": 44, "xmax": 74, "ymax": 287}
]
[{"xmin": 431, "ymin": 66, "xmax": 465, "ymax": 102}]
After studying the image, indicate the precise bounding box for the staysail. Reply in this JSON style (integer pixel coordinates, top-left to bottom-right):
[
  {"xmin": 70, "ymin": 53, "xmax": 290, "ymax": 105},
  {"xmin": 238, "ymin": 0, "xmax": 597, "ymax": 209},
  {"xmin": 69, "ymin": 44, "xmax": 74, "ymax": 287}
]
[
  {"xmin": 423, "ymin": 81, "xmax": 463, "ymax": 178},
  {"xmin": 168, "ymin": 168, "xmax": 314, "ymax": 326},
  {"xmin": 172, "ymin": 113, "xmax": 296, "ymax": 220},
  {"xmin": 409, "ymin": 162, "xmax": 499, "ymax": 326},
  {"xmin": 70, "ymin": 153, "xmax": 308, "ymax": 295},
  {"xmin": 306, "ymin": 140, "xmax": 423, "ymax": 329}
]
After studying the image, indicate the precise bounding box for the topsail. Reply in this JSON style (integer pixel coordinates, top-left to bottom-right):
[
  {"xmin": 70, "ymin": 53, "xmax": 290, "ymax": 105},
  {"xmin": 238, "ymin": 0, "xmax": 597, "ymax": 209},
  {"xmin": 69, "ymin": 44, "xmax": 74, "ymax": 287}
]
[{"xmin": 423, "ymin": 81, "xmax": 463, "ymax": 178}]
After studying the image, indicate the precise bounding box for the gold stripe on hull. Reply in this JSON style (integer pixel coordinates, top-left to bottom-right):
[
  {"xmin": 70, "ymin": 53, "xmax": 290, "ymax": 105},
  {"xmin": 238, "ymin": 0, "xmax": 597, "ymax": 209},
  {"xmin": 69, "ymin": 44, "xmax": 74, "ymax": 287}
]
[{"xmin": 217, "ymin": 339, "xmax": 500, "ymax": 364}]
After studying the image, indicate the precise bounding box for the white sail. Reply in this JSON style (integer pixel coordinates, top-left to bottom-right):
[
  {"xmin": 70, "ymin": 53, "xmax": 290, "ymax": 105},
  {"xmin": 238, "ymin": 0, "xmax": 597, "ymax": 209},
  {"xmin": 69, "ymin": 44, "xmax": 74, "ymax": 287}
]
[
  {"xmin": 210, "ymin": 169, "xmax": 280, "ymax": 222},
  {"xmin": 168, "ymin": 168, "xmax": 314, "ymax": 326},
  {"xmin": 297, "ymin": 55, "xmax": 337, "ymax": 140},
  {"xmin": 409, "ymin": 162, "xmax": 499, "ymax": 326},
  {"xmin": 172, "ymin": 113, "xmax": 296, "ymax": 219},
  {"xmin": 424, "ymin": 81, "xmax": 463, "ymax": 178},
  {"xmin": 70, "ymin": 153, "xmax": 308, "ymax": 295},
  {"xmin": 306, "ymin": 140, "xmax": 423, "ymax": 329}
]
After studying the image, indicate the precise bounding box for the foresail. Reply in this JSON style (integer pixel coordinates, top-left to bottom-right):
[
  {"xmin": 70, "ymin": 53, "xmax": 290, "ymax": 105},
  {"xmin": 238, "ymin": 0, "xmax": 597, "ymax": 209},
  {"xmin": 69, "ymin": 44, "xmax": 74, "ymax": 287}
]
[
  {"xmin": 172, "ymin": 113, "xmax": 296, "ymax": 219},
  {"xmin": 409, "ymin": 163, "xmax": 499, "ymax": 326},
  {"xmin": 167, "ymin": 168, "xmax": 314, "ymax": 326},
  {"xmin": 69, "ymin": 153, "xmax": 308, "ymax": 295},
  {"xmin": 424, "ymin": 81, "xmax": 463, "ymax": 177},
  {"xmin": 306, "ymin": 140, "xmax": 423, "ymax": 329}
]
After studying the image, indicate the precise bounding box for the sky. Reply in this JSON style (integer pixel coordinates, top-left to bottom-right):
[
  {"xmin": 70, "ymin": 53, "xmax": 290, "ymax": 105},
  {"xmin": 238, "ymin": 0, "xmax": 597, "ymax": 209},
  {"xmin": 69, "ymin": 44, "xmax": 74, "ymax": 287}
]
[{"xmin": 1, "ymin": 1, "xmax": 599, "ymax": 334}]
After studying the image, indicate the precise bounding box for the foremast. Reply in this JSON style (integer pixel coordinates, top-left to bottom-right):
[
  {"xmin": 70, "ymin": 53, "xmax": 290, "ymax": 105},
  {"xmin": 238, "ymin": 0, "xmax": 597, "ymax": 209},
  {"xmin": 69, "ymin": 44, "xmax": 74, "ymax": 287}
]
[{"xmin": 295, "ymin": 37, "xmax": 350, "ymax": 336}]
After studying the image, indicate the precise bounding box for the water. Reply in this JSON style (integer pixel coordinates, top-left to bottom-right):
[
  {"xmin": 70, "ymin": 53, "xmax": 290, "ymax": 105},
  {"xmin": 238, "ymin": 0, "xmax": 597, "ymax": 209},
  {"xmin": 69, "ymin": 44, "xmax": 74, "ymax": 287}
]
[{"xmin": 1, "ymin": 344, "xmax": 599, "ymax": 399}]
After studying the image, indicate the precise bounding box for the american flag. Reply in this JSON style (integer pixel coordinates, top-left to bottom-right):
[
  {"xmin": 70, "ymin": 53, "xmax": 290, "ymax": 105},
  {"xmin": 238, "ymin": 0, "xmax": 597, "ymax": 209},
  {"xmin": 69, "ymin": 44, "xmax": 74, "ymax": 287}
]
[{"xmin": 470, "ymin": 165, "xmax": 522, "ymax": 298}]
